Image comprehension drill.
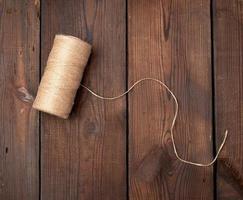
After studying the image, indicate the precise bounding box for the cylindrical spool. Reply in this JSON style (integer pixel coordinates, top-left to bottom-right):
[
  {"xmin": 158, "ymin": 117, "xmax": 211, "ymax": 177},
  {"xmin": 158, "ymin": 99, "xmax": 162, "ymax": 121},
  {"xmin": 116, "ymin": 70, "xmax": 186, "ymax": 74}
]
[{"xmin": 33, "ymin": 35, "xmax": 91, "ymax": 119}]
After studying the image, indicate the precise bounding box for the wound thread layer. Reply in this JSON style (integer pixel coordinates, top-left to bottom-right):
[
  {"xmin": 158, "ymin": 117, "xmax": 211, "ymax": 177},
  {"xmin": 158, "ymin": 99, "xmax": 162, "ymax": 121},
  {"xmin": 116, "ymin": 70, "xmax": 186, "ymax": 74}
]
[{"xmin": 33, "ymin": 35, "xmax": 91, "ymax": 119}]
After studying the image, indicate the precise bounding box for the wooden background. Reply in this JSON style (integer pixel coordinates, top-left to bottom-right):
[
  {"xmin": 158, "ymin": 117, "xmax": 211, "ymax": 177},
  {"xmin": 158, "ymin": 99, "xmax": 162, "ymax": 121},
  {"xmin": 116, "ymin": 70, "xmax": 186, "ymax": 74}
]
[{"xmin": 0, "ymin": 0, "xmax": 242, "ymax": 199}]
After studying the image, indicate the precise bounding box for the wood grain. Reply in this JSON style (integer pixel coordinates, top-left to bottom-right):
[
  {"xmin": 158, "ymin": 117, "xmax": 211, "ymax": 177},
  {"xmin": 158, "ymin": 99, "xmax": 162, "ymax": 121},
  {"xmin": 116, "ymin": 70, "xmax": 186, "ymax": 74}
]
[
  {"xmin": 213, "ymin": 0, "xmax": 243, "ymax": 199},
  {"xmin": 128, "ymin": 0, "xmax": 214, "ymax": 199},
  {"xmin": 0, "ymin": 0, "xmax": 39, "ymax": 199},
  {"xmin": 41, "ymin": 0, "xmax": 127, "ymax": 199}
]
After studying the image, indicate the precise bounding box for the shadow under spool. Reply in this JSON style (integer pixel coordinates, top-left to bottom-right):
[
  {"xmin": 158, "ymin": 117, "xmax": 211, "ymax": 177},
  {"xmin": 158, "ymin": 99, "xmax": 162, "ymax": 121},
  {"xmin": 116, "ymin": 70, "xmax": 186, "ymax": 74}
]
[{"xmin": 33, "ymin": 35, "xmax": 92, "ymax": 119}]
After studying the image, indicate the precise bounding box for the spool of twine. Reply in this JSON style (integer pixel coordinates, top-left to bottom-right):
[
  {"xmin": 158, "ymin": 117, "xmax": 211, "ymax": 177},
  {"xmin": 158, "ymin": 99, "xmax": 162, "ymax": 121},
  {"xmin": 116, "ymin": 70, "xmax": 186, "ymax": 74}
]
[
  {"xmin": 32, "ymin": 35, "xmax": 228, "ymax": 172},
  {"xmin": 33, "ymin": 35, "xmax": 91, "ymax": 119}
]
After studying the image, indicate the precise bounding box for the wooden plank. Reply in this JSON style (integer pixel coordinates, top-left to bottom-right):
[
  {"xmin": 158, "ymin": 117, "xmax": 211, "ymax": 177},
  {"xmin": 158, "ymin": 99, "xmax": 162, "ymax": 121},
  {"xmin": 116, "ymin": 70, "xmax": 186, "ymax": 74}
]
[
  {"xmin": 128, "ymin": 0, "xmax": 214, "ymax": 199},
  {"xmin": 213, "ymin": 0, "xmax": 243, "ymax": 199},
  {"xmin": 0, "ymin": 0, "xmax": 39, "ymax": 199},
  {"xmin": 41, "ymin": 0, "xmax": 126, "ymax": 199}
]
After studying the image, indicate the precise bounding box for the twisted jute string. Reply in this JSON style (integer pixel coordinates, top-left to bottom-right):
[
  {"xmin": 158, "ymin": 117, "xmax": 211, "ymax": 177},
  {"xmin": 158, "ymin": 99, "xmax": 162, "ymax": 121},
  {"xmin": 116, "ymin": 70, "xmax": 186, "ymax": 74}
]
[
  {"xmin": 82, "ymin": 78, "xmax": 228, "ymax": 167},
  {"xmin": 33, "ymin": 35, "xmax": 228, "ymax": 167},
  {"xmin": 33, "ymin": 35, "xmax": 92, "ymax": 119}
]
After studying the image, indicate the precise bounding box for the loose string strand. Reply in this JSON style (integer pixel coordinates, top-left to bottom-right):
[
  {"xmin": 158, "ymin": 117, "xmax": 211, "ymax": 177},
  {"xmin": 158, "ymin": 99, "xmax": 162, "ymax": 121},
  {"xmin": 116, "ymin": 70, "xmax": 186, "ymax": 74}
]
[{"xmin": 81, "ymin": 77, "xmax": 228, "ymax": 167}]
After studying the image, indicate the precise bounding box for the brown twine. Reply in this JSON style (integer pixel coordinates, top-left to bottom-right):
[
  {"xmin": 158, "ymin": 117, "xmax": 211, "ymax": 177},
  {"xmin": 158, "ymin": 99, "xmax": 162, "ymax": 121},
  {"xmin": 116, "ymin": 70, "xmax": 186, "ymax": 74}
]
[
  {"xmin": 33, "ymin": 35, "xmax": 228, "ymax": 167},
  {"xmin": 33, "ymin": 35, "xmax": 91, "ymax": 119},
  {"xmin": 82, "ymin": 78, "xmax": 228, "ymax": 167}
]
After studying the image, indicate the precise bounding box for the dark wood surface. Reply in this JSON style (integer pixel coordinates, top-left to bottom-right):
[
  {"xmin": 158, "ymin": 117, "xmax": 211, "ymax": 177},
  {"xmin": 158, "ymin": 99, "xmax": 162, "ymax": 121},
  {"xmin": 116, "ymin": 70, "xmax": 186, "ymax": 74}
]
[
  {"xmin": 0, "ymin": 0, "xmax": 242, "ymax": 199},
  {"xmin": 128, "ymin": 0, "xmax": 214, "ymax": 199},
  {"xmin": 0, "ymin": 0, "xmax": 39, "ymax": 199},
  {"xmin": 41, "ymin": 0, "xmax": 126, "ymax": 199},
  {"xmin": 213, "ymin": 0, "xmax": 243, "ymax": 199},
  {"xmin": 0, "ymin": 0, "xmax": 39, "ymax": 200}
]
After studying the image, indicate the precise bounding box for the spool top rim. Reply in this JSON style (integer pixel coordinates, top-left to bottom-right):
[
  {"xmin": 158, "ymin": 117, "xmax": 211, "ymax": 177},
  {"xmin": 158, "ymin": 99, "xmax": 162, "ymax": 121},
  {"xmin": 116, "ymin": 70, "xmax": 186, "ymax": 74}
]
[{"xmin": 55, "ymin": 34, "xmax": 92, "ymax": 50}]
